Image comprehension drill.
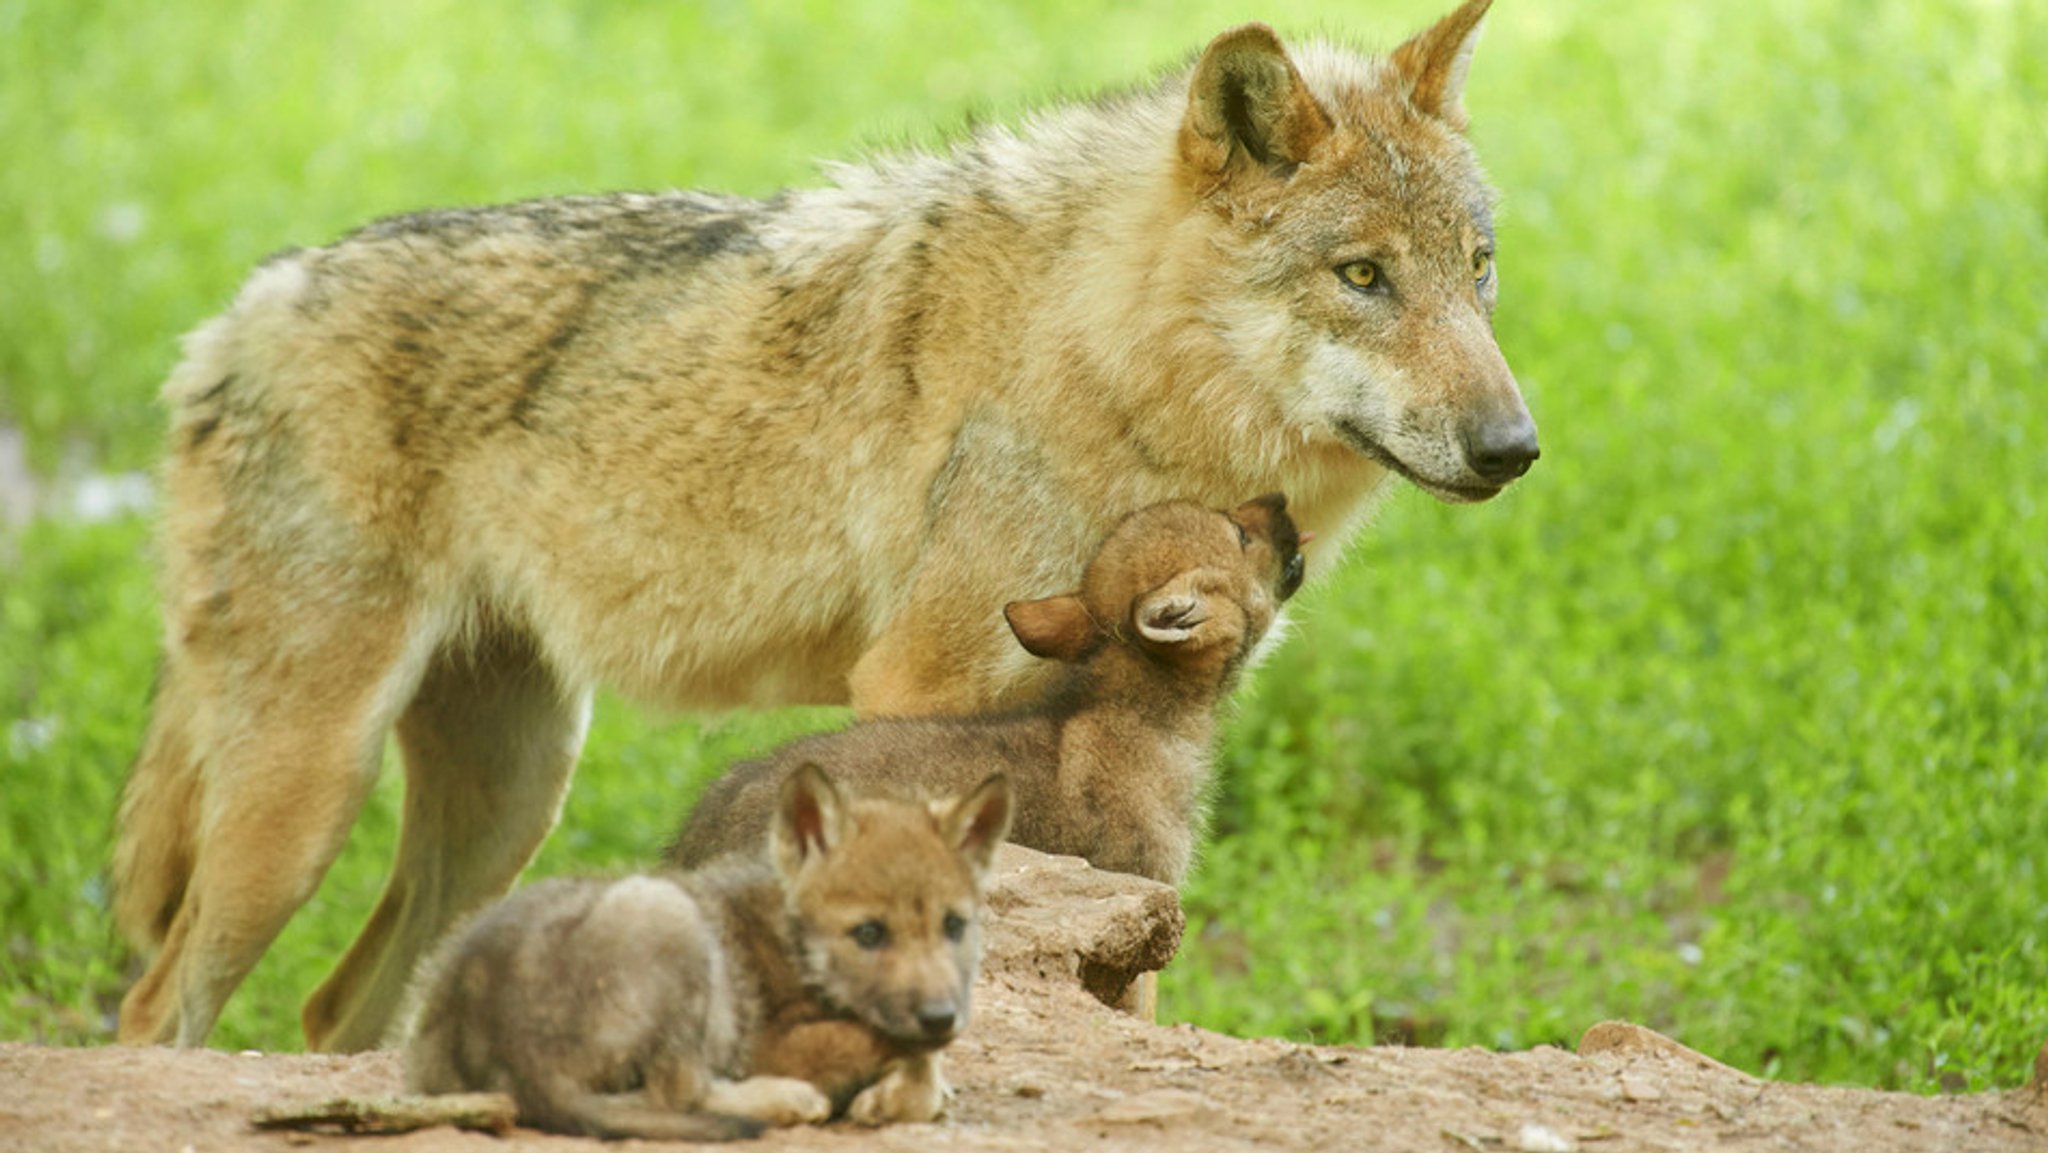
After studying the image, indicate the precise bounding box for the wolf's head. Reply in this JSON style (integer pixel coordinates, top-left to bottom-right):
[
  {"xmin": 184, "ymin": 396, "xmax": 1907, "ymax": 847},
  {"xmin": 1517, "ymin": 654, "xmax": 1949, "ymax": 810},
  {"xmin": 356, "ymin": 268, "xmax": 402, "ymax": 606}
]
[
  {"xmin": 1177, "ymin": 0, "xmax": 1537, "ymax": 502},
  {"xmin": 773, "ymin": 764, "xmax": 1012, "ymax": 1052},
  {"xmin": 1002, "ymin": 494, "xmax": 1305, "ymax": 690}
]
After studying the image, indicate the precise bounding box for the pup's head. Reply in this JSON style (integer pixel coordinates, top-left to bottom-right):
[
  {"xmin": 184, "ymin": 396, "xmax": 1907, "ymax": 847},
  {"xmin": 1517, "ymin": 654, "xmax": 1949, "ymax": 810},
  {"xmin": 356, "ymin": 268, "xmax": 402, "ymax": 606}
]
[
  {"xmin": 772, "ymin": 764, "xmax": 1013, "ymax": 1052},
  {"xmin": 1174, "ymin": 0, "xmax": 1539, "ymax": 502},
  {"xmin": 1003, "ymin": 494, "xmax": 1305, "ymax": 688}
]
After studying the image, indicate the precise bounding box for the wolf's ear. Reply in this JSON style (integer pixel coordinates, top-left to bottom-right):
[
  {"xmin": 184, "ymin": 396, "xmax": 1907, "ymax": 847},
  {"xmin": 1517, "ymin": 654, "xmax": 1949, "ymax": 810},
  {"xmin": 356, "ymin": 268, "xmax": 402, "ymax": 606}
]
[
  {"xmin": 941, "ymin": 773, "xmax": 1014, "ymax": 880},
  {"xmin": 1134, "ymin": 570, "xmax": 1226, "ymax": 646},
  {"xmin": 1005, "ymin": 594, "xmax": 1096, "ymax": 662},
  {"xmin": 1391, "ymin": 0, "xmax": 1492, "ymax": 131},
  {"xmin": 1181, "ymin": 23, "xmax": 1331, "ymax": 183},
  {"xmin": 772, "ymin": 762, "xmax": 845, "ymax": 879}
]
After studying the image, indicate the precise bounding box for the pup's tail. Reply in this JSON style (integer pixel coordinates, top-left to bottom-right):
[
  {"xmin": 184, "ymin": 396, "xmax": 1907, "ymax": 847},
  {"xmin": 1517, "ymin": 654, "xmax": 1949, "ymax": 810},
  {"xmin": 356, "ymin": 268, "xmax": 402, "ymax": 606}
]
[
  {"xmin": 110, "ymin": 660, "xmax": 207, "ymax": 954},
  {"xmin": 519, "ymin": 1076, "xmax": 766, "ymax": 1143}
]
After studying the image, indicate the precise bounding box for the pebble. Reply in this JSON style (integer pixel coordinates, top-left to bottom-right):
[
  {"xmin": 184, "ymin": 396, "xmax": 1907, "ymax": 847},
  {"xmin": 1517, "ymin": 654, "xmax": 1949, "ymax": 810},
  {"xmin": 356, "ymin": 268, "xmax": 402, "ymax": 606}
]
[{"xmin": 1515, "ymin": 1121, "xmax": 1578, "ymax": 1152}]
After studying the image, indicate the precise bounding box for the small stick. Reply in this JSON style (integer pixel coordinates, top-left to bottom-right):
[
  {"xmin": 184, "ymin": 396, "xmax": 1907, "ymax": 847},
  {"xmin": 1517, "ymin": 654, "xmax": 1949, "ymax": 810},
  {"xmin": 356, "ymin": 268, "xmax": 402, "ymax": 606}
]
[{"xmin": 252, "ymin": 1092, "xmax": 519, "ymax": 1136}]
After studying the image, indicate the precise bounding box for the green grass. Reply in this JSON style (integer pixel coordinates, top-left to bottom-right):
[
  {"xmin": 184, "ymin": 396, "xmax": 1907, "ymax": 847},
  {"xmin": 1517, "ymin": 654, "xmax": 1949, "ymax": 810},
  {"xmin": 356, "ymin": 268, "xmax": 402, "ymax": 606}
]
[{"xmin": 4, "ymin": 0, "xmax": 2043, "ymax": 1092}]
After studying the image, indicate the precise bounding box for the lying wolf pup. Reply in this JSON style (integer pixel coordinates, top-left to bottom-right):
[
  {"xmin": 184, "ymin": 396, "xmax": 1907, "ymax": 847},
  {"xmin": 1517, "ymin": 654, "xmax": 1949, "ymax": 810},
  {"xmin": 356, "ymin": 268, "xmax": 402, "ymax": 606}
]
[
  {"xmin": 404, "ymin": 766, "xmax": 1012, "ymax": 1139},
  {"xmin": 672, "ymin": 495, "xmax": 1304, "ymax": 887}
]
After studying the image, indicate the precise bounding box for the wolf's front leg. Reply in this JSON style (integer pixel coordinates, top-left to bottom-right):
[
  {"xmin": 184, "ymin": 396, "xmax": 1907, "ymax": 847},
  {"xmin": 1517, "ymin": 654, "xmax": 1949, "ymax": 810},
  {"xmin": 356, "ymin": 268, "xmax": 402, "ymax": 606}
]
[{"xmin": 847, "ymin": 1052, "xmax": 947, "ymax": 1125}]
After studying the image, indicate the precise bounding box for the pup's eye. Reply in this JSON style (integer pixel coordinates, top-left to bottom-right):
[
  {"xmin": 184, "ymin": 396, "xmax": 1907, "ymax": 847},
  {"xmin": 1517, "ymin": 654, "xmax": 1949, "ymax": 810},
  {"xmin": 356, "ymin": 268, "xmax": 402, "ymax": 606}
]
[
  {"xmin": 1336, "ymin": 260, "xmax": 1383, "ymax": 293},
  {"xmin": 850, "ymin": 921, "xmax": 889, "ymax": 950},
  {"xmin": 942, "ymin": 912, "xmax": 968, "ymax": 942},
  {"xmin": 1473, "ymin": 250, "xmax": 1493, "ymax": 285},
  {"xmin": 1234, "ymin": 522, "xmax": 1250, "ymax": 549}
]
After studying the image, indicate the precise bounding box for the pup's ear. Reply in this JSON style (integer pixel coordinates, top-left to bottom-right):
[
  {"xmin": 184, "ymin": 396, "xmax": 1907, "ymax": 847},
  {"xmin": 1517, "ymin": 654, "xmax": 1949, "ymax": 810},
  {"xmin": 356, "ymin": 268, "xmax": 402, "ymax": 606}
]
[
  {"xmin": 940, "ymin": 773, "xmax": 1014, "ymax": 881},
  {"xmin": 1391, "ymin": 0, "xmax": 1492, "ymax": 131},
  {"xmin": 1005, "ymin": 595, "xmax": 1096, "ymax": 662},
  {"xmin": 772, "ymin": 762, "xmax": 845, "ymax": 881},
  {"xmin": 1134, "ymin": 570, "xmax": 1226, "ymax": 646},
  {"xmin": 1181, "ymin": 23, "xmax": 1331, "ymax": 183}
]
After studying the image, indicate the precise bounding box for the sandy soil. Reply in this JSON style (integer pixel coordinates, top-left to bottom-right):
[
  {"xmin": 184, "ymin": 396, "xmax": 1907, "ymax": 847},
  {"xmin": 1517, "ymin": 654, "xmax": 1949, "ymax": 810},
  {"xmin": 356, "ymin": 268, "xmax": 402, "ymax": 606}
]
[{"xmin": 5, "ymin": 848, "xmax": 2044, "ymax": 1153}]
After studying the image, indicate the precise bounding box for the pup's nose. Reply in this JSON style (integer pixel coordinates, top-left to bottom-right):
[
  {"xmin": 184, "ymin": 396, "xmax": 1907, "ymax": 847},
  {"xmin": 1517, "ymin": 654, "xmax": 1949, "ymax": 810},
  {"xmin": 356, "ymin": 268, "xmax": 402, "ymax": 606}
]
[
  {"xmin": 915, "ymin": 1002, "xmax": 958, "ymax": 1038},
  {"xmin": 1465, "ymin": 418, "xmax": 1540, "ymax": 484}
]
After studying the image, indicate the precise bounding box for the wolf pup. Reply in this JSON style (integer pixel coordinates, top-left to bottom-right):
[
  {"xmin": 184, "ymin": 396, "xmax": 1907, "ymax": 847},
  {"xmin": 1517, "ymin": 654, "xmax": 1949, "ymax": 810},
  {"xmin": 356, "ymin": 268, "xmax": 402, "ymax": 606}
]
[
  {"xmin": 404, "ymin": 765, "xmax": 1012, "ymax": 1138},
  {"xmin": 673, "ymin": 495, "xmax": 1303, "ymax": 888},
  {"xmin": 115, "ymin": 0, "xmax": 1534, "ymax": 1051}
]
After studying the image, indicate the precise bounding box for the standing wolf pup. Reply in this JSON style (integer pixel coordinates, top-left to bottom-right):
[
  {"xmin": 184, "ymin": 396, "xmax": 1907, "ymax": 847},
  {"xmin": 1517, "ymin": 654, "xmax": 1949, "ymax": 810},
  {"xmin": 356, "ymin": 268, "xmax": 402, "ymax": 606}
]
[
  {"xmin": 406, "ymin": 766, "xmax": 1013, "ymax": 1137},
  {"xmin": 115, "ymin": 0, "xmax": 1535, "ymax": 1051},
  {"xmin": 674, "ymin": 495, "xmax": 1304, "ymax": 887}
]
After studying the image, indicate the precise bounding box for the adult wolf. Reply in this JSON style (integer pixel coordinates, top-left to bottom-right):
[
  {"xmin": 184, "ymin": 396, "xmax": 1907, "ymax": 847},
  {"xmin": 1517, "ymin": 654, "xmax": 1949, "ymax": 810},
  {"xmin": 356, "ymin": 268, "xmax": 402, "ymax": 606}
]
[{"xmin": 114, "ymin": 0, "xmax": 1536, "ymax": 1051}]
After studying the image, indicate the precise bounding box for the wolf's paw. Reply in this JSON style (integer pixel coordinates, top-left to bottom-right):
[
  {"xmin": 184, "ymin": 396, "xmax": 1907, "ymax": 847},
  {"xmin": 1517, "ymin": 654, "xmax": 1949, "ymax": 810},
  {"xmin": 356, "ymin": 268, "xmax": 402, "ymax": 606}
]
[
  {"xmin": 705, "ymin": 1075, "xmax": 832, "ymax": 1127},
  {"xmin": 847, "ymin": 1057, "xmax": 945, "ymax": 1126}
]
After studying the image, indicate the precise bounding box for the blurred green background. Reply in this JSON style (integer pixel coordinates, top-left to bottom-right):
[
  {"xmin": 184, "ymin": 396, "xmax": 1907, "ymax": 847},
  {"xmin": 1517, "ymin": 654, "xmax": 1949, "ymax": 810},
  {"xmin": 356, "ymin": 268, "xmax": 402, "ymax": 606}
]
[{"xmin": 3, "ymin": 0, "xmax": 2043, "ymax": 1093}]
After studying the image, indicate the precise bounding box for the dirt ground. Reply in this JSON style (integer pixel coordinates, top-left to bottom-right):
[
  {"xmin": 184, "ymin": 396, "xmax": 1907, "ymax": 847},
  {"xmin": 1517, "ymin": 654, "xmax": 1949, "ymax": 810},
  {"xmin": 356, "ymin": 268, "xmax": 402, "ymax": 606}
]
[{"xmin": 5, "ymin": 848, "xmax": 2044, "ymax": 1153}]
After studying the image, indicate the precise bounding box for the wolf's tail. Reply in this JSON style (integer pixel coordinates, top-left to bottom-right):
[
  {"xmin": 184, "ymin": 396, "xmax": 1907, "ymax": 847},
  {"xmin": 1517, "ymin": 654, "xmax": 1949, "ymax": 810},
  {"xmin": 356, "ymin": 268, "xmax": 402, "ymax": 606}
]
[{"xmin": 111, "ymin": 659, "xmax": 206, "ymax": 954}]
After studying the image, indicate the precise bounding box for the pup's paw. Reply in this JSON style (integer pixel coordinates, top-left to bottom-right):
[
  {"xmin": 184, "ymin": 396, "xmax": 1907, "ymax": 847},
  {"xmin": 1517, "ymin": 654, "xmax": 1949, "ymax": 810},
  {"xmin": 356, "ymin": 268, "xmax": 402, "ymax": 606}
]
[
  {"xmin": 705, "ymin": 1075, "xmax": 832, "ymax": 1126},
  {"xmin": 847, "ymin": 1060, "xmax": 945, "ymax": 1126}
]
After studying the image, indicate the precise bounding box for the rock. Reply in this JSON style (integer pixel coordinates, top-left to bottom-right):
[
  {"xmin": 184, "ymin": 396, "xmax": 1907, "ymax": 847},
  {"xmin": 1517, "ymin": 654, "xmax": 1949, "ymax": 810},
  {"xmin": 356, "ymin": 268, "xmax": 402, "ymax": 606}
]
[
  {"xmin": 981, "ymin": 845, "xmax": 1185, "ymax": 1009},
  {"xmin": 1616, "ymin": 1072, "xmax": 1663, "ymax": 1102},
  {"xmin": 1577, "ymin": 1020, "xmax": 1753, "ymax": 1081},
  {"xmin": 1514, "ymin": 1122, "xmax": 1577, "ymax": 1152}
]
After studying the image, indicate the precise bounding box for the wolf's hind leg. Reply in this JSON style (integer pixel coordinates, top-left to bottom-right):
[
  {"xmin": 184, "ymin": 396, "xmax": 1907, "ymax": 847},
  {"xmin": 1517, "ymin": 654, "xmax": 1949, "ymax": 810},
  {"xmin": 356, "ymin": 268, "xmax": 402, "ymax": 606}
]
[
  {"xmin": 301, "ymin": 626, "xmax": 590, "ymax": 1052},
  {"xmin": 115, "ymin": 597, "xmax": 425, "ymax": 1047}
]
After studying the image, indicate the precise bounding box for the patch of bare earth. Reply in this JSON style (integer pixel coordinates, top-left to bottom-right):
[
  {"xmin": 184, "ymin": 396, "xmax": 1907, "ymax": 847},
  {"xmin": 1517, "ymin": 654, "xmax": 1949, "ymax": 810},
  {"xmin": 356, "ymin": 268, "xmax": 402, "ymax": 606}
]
[{"xmin": 5, "ymin": 847, "xmax": 2044, "ymax": 1152}]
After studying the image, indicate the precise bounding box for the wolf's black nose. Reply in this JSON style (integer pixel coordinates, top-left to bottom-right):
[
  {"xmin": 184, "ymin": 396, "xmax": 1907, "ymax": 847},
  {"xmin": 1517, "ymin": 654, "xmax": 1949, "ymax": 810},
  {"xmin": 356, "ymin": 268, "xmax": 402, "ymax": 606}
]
[
  {"xmin": 916, "ymin": 1002, "xmax": 958, "ymax": 1037},
  {"xmin": 1466, "ymin": 420, "xmax": 1541, "ymax": 483}
]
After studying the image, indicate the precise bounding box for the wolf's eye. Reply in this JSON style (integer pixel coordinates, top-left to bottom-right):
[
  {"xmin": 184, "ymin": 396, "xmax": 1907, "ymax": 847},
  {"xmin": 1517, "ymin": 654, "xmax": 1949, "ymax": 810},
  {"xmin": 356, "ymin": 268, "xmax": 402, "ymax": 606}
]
[
  {"xmin": 942, "ymin": 912, "xmax": 968, "ymax": 942},
  {"xmin": 1336, "ymin": 260, "xmax": 1383, "ymax": 293},
  {"xmin": 850, "ymin": 921, "xmax": 889, "ymax": 950},
  {"xmin": 1473, "ymin": 250, "xmax": 1494, "ymax": 285}
]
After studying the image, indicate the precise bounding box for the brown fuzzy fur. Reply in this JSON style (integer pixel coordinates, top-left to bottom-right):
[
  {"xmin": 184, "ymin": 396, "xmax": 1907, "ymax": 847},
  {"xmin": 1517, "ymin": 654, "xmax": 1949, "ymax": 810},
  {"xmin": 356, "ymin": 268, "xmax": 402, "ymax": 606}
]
[
  {"xmin": 403, "ymin": 767, "xmax": 1013, "ymax": 1138},
  {"xmin": 112, "ymin": 0, "xmax": 1532, "ymax": 1051},
  {"xmin": 672, "ymin": 496, "xmax": 1304, "ymax": 887}
]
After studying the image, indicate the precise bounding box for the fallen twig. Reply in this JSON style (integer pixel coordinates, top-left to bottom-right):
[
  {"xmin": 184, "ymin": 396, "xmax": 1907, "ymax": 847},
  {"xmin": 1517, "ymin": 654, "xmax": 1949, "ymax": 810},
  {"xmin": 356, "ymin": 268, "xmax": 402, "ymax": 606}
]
[{"xmin": 252, "ymin": 1092, "xmax": 518, "ymax": 1136}]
